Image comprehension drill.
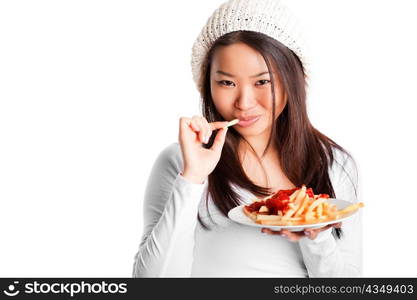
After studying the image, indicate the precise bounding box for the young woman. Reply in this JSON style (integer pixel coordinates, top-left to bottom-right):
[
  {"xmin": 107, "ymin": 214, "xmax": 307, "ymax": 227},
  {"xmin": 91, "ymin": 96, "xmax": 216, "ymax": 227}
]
[{"xmin": 133, "ymin": 0, "xmax": 362, "ymax": 277}]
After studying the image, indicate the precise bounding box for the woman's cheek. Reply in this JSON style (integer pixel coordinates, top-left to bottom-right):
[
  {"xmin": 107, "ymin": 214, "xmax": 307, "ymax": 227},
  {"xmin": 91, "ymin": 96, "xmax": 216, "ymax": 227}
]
[
  {"xmin": 212, "ymin": 90, "xmax": 234, "ymax": 112},
  {"xmin": 211, "ymin": 85, "xmax": 222, "ymax": 101},
  {"xmin": 214, "ymin": 100, "xmax": 232, "ymax": 117},
  {"xmin": 258, "ymin": 90, "xmax": 274, "ymax": 109}
]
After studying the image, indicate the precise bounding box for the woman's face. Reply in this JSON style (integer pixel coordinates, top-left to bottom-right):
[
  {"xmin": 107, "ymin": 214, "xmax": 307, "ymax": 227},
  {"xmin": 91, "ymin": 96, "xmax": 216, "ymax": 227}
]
[{"xmin": 210, "ymin": 42, "xmax": 287, "ymax": 139}]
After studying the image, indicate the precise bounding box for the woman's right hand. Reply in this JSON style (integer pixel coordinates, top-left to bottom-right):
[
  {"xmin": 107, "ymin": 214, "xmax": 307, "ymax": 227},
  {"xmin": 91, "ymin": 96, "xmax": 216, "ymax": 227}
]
[{"xmin": 178, "ymin": 116, "xmax": 230, "ymax": 184}]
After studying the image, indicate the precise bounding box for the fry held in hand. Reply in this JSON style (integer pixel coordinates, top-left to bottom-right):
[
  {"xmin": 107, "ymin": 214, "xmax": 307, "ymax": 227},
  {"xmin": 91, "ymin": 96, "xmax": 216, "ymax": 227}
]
[
  {"xmin": 243, "ymin": 185, "xmax": 364, "ymax": 226},
  {"xmin": 226, "ymin": 119, "xmax": 239, "ymax": 127}
]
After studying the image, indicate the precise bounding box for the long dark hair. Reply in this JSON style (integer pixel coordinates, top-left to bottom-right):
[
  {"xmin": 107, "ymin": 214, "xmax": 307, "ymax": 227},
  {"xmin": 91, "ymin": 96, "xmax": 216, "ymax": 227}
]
[{"xmin": 198, "ymin": 31, "xmax": 354, "ymax": 239}]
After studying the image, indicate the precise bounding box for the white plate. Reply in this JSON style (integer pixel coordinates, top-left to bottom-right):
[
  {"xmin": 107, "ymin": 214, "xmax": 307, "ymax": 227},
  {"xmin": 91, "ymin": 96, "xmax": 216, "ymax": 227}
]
[{"xmin": 227, "ymin": 198, "xmax": 359, "ymax": 232}]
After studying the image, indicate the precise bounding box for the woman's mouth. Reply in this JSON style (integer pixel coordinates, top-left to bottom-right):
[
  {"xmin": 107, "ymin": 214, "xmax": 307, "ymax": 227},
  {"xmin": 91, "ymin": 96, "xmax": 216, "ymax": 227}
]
[{"xmin": 237, "ymin": 116, "xmax": 261, "ymax": 127}]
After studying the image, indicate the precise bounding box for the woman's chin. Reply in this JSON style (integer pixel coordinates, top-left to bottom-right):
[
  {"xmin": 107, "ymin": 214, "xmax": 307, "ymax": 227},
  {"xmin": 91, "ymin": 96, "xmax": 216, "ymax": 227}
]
[{"xmin": 237, "ymin": 123, "xmax": 270, "ymax": 137}]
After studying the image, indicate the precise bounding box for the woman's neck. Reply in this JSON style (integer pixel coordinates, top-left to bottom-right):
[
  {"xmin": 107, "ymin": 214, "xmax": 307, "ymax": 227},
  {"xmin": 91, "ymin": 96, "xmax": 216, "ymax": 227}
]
[{"xmin": 238, "ymin": 137, "xmax": 278, "ymax": 162}]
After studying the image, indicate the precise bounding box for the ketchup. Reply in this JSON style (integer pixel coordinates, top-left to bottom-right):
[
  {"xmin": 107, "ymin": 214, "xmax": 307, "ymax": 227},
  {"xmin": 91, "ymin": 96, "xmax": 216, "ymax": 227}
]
[
  {"xmin": 246, "ymin": 200, "xmax": 265, "ymax": 212},
  {"xmin": 265, "ymin": 188, "xmax": 297, "ymax": 214}
]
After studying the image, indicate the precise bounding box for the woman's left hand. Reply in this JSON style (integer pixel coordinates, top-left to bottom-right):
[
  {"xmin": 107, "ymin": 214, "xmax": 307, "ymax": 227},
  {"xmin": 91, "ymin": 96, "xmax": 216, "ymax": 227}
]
[{"xmin": 261, "ymin": 222, "xmax": 342, "ymax": 242}]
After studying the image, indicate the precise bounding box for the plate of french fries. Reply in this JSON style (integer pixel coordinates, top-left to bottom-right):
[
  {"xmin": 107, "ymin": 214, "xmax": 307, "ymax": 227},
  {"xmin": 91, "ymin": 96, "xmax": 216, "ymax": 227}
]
[{"xmin": 227, "ymin": 185, "xmax": 364, "ymax": 232}]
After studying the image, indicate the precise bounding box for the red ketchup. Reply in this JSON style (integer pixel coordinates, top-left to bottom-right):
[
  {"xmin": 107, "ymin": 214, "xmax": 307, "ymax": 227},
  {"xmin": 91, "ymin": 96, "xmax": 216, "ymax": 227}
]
[
  {"xmin": 306, "ymin": 188, "xmax": 314, "ymax": 198},
  {"xmin": 265, "ymin": 188, "xmax": 298, "ymax": 215},
  {"xmin": 245, "ymin": 200, "xmax": 265, "ymax": 213}
]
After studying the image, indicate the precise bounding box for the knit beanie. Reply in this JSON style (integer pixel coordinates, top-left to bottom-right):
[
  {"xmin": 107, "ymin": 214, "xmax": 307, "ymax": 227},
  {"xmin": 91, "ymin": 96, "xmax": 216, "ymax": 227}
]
[{"xmin": 191, "ymin": 0, "xmax": 309, "ymax": 92}]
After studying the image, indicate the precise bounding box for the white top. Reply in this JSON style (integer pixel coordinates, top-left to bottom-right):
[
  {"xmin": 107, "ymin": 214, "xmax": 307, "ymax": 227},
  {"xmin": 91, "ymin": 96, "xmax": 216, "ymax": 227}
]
[{"xmin": 132, "ymin": 142, "xmax": 362, "ymax": 277}]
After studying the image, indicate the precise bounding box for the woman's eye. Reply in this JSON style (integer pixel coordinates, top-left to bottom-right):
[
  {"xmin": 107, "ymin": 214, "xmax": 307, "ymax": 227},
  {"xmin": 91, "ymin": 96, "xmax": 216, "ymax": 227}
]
[
  {"xmin": 218, "ymin": 80, "xmax": 235, "ymax": 87},
  {"xmin": 256, "ymin": 79, "xmax": 270, "ymax": 86}
]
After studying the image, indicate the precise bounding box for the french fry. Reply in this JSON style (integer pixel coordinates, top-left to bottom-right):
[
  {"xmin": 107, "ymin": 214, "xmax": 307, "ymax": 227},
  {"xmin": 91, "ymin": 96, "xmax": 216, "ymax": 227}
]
[
  {"xmin": 336, "ymin": 202, "xmax": 364, "ymax": 216},
  {"xmin": 282, "ymin": 186, "xmax": 306, "ymax": 220},
  {"xmin": 259, "ymin": 206, "xmax": 269, "ymax": 213},
  {"xmin": 291, "ymin": 189, "xmax": 305, "ymax": 212},
  {"xmin": 256, "ymin": 214, "xmax": 282, "ymax": 221},
  {"xmin": 294, "ymin": 194, "xmax": 310, "ymax": 217},
  {"xmin": 256, "ymin": 214, "xmax": 283, "ymax": 225},
  {"xmin": 317, "ymin": 202, "xmax": 323, "ymax": 218},
  {"xmin": 289, "ymin": 188, "xmax": 301, "ymax": 203},
  {"xmin": 304, "ymin": 211, "xmax": 315, "ymax": 222},
  {"xmin": 306, "ymin": 198, "xmax": 326, "ymax": 213},
  {"xmin": 258, "ymin": 219, "xmax": 291, "ymax": 226},
  {"xmin": 282, "ymin": 208, "xmax": 296, "ymax": 220},
  {"xmin": 226, "ymin": 119, "xmax": 239, "ymax": 127},
  {"xmin": 288, "ymin": 216, "xmax": 303, "ymax": 221},
  {"xmin": 325, "ymin": 205, "xmax": 337, "ymax": 219}
]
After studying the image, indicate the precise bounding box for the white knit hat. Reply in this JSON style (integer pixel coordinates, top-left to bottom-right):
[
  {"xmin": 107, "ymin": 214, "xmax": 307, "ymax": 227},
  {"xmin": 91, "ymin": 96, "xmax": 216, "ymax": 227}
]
[{"xmin": 191, "ymin": 0, "xmax": 309, "ymax": 91}]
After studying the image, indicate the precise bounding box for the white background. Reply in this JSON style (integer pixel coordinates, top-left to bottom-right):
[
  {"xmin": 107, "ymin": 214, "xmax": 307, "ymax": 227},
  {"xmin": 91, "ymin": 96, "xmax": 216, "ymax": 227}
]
[{"xmin": 0, "ymin": 0, "xmax": 416, "ymax": 277}]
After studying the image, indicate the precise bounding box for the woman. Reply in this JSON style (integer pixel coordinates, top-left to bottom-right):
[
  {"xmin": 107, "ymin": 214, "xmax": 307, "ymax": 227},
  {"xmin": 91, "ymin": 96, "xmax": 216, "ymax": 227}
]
[{"xmin": 133, "ymin": 0, "xmax": 362, "ymax": 277}]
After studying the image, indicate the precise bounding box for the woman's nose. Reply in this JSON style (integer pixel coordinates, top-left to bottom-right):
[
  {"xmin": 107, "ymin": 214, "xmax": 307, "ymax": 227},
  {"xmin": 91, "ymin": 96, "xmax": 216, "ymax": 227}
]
[{"xmin": 234, "ymin": 86, "xmax": 257, "ymax": 110}]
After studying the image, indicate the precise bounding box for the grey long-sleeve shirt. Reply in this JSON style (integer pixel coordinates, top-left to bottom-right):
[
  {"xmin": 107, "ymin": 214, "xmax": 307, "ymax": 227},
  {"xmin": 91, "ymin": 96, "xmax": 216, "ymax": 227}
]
[{"xmin": 132, "ymin": 142, "xmax": 362, "ymax": 277}]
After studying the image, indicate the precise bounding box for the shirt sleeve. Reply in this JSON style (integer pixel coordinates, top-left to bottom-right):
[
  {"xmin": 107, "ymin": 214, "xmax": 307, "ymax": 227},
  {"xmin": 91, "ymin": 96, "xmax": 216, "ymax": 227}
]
[
  {"xmin": 298, "ymin": 149, "xmax": 363, "ymax": 277},
  {"xmin": 132, "ymin": 143, "xmax": 206, "ymax": 277}
]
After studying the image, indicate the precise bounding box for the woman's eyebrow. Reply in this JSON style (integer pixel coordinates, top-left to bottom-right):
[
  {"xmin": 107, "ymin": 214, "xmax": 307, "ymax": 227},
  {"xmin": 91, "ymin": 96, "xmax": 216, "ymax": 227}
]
[
  {"xmin": 215, "ymin": 70, "xmax": 270, "ymax": 78},
  {"xmin": 251, "ymin": 71, "xmax": 270, "ymax": 77},
  {"xmin": 215, "ymin": 70, "xmax": 235, "ymax": 77}
]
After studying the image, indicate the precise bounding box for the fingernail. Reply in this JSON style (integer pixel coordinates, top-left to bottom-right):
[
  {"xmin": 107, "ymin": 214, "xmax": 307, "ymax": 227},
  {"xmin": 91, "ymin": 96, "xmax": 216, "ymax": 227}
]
[
  {"xmin": 304, "ymin": 231, "xmax": 311, "ymax": 236},
  {"xmin": 281, "ymin": 233, "xmax": 287, "ymax": 238},
  {"xmin": 204, "ymin": 136, "xmax": 209, "ymax": 143}
]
